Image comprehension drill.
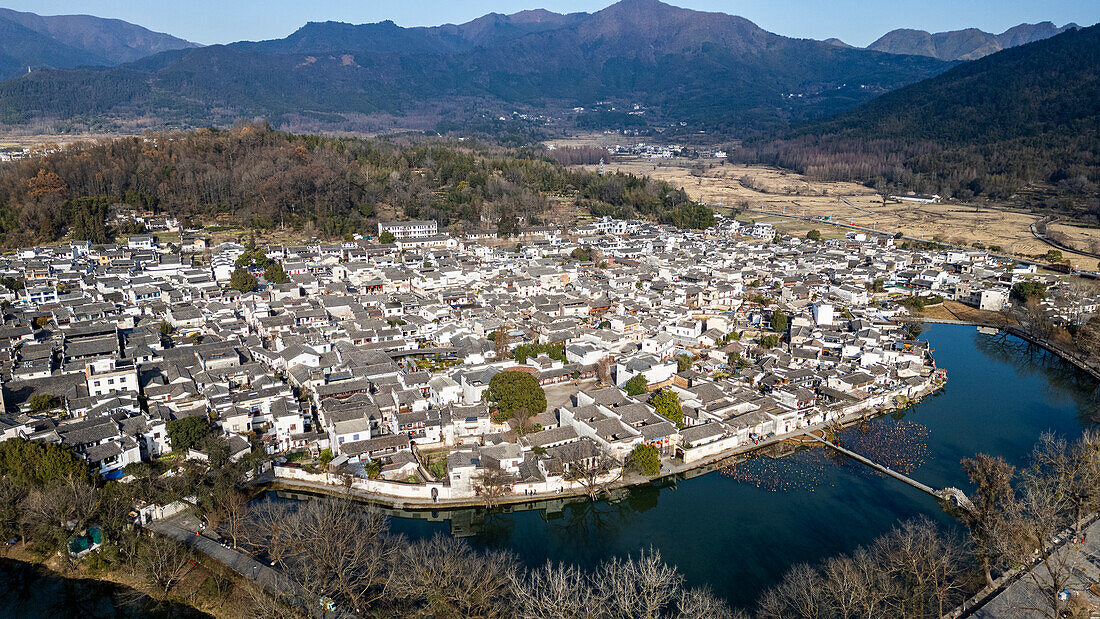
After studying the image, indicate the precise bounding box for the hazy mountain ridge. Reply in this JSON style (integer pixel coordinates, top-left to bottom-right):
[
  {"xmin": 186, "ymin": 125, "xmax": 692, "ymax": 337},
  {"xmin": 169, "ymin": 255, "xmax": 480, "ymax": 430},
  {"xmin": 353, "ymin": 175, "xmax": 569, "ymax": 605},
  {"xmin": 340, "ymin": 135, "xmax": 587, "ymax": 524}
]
[
  {"xmin": 0, "ymin": 0, "xmax": 949, "ymax": 135},
  {"xmin": 866, "ymin": 21, "xmax": 1078, "ymax": 61},
  {"xmin": 737, "ymin": 25, "xmax": 1100, "ymax": 214},
  {"xmin": 0, "ymin": 8, "xmax": 197, "ymax": 80}
]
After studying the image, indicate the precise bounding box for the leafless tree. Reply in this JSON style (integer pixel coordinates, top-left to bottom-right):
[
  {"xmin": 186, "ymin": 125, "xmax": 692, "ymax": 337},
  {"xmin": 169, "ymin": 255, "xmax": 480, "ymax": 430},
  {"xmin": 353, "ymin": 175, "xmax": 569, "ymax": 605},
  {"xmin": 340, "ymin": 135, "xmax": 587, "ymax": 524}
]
[
  {"xmin": 756, "ymin": 562, "xmax": 827, "ymax": 618},
  {"xmin": 510, "ymin": 562, "xmax": 595, "ymax": 619},
  {"xmin": 875, "ymin": 517, "xmax": 969, "ymax": 618},
  {"xmin": 596, "ymin": 356, "xmax": 613, "ymax": 386},
  {"xmin": 960, "ymin": 453, "xmax": 1016, "ymax": 586},
  {"xmin": 473, "ymin": 460, "xmax": 514, "ymax": 508},
  {"xmin": 389, "ymin": 534, "xmax": 519, "ymax": 618},
  {"xmin": 276, "ymin": 498, "xmax": 398, "ymax": 612},
  {"xmin": 511, "ymin": 406, "xmax": 537, "ymax": 436},
  {"xmin": 1032, "ymin": 430, "xmax": 1100, "ymax": 541},
  {"xmin": 594, "ymin": 548, "xmax": 683, "ymax": 619},
  {"xmin": 137, "ymin": 534, "xmax": 193, "ymax": 594},
  {"xmin": 992, "ymin": 433, "xmax": 1098, "ymax": 618},
  {"xmin": 243, "ymin": 582, "xmax": 302, "ymax": 619},
  {"xmin": 494, "ymin": 327, "xmax": 511, "ymax": 360},
  {"xmin": 561, "ymin": 442, "xmax": 622, "ymax": 501},
  {"xmin": 213, "ymin": 485, "xmax": 249, "ymax": 549},
  {"xmin": 677, "ymin": 586, "xmax": 743, "ymax": 619},
  {"xmin": 242, "ymin": 500, "xmax": 294, "ymax": 567}
]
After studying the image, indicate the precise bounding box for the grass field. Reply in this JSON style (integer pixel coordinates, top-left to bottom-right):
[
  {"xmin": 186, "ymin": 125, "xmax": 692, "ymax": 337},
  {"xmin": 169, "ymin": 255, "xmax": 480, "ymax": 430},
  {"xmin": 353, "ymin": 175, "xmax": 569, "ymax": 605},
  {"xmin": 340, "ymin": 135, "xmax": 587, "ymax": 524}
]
[{"xmin": 581, "ymin": 157, "xmax": 1100, "ymax": 271}]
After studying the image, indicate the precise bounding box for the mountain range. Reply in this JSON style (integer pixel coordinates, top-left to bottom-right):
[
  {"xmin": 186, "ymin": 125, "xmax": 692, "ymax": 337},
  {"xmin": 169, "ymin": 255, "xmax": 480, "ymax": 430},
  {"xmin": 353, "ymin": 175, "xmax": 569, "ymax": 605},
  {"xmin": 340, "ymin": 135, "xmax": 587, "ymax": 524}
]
[
  {"xmin": 861, "ymin": 22, "xmax": 1079, "ymax": 61},
  {"xmin": 739, "ymin": 24, "xmax": 1100, "ymax": 213},
  {"xmin": 0, "ymin": 7, "xmax": 196, "ymax": 81},
  {"xmin": 0, "ymin": 0, "xmax": 951, "ymax": 135}
]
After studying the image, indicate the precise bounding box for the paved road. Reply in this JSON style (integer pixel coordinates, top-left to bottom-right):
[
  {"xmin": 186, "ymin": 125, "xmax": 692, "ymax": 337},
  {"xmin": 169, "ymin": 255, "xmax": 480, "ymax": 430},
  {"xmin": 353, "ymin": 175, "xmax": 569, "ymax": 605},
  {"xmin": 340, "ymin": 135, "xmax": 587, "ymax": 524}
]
[
  {"xmin": 969, "ymin": 517, "xmax": 1100, "ymax": 618},
  {"xmin": 147, "ymin": 513, "xmax": 295, "ymax": 597}
]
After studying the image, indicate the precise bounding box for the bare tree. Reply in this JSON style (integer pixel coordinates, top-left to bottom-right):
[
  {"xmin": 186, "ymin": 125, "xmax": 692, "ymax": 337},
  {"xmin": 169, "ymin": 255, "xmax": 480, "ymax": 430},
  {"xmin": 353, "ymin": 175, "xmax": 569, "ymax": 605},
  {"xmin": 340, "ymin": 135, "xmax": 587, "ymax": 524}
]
[
  {"xmin": 677, "ymin": 586, "xmax": 742, "ymax": 619},
  {"xmin": 560, "ymin": 441, "xmax": 622, "ymax": 501},
  {"xmin": 511, "ymin": 406, "xmax": 537, "ymax": 436},
  {"xmin": 473, "ymin": 460, "xmax": 514, "ymax": 508},
  {"xmin": 594, "ymin": 548, "xmax": 683, "ymax": 619},
  {"xmin": 389, "ymin": 534, "xmax": 519, "ymax": 618},
  {"xmin": 757, "ymin": 562, "xmax": 827, "ymax": 618},
  {"xmin": 875, "ymin": 517, "xmax": 968, "ymax": 618},
  {"xmin": 243, "ymin": 582, "xmax": 301, "ymax": 619},
  {"xmin": 494, "ymin": 327, "xmax": 511, "ymax": 360},
  {"xmin": 510, "ymin": 562, "xmax": 594, "ymax": 619},
  {"xmin": 277, "ymin": 498, "xmax": 398, "ymax": 612},
  {"xmin": 993, "ymin": 434, "xmax": 1094, "ymax": 618},
  {"xmin": 1033, "ymin": 430, "xmax": 1100, "ymax": 541},
  {"xmin": 596, "ymin": 356, "xmax": 613, "ymax": 386},
  {"xmin": 960, "ymin": 453, "xmax": 1015, "ymax": 586},
  {"xmin": 137, "ymin": 534, "xmax": 193, "ymax": 594}
]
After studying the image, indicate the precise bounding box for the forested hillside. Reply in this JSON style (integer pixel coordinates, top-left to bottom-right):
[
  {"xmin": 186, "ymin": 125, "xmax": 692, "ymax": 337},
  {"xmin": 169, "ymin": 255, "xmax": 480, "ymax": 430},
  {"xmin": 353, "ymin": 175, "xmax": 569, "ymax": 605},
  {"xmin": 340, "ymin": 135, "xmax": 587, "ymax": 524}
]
[
  {"xmin": 0, "ymin": 0, "xmax": 948, "ymax": 135},
  {"xmin": 0, "ymin": 125, "xmax": 709, "ymax": 247},
  {"xmin": 732, "ymin": 25, "xmax": 1100, "ymax": 219}
]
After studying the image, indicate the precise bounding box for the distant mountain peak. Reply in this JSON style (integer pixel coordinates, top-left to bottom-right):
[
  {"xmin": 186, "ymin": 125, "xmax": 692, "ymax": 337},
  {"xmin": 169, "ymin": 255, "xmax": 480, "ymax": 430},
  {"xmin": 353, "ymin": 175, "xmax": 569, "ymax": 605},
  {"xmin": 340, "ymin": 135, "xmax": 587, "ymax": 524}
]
[{"xmin": 865, "ymin": 21, "xmax": 1078, "ymax": 61}]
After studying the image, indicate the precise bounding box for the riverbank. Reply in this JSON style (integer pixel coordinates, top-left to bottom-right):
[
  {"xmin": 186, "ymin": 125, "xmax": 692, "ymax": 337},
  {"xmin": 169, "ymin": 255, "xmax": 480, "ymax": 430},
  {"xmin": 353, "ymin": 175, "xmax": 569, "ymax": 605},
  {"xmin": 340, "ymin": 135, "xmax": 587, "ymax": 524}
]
[
  {"xmin": 912, "ymin": 312, "xmax": 1100, "ymax": 381},
  {"xmin": 0, "ymin": 544, "xmax": 253, "ymax": 618},
  {"xmin": 256, "ymin": 376, "xmax": 946, "ymax": 512},
  {"xmin": 191, "ymin": 325, "xmax": 1100, "ymax": 610}
]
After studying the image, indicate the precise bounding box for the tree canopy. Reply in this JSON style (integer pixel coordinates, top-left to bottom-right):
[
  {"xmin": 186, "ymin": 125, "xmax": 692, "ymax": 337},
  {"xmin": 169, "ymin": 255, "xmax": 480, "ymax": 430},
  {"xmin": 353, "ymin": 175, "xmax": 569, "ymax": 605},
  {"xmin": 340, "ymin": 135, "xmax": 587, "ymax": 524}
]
[
  {"xmin": 229, "ymin": 269, "xmax": 258, "ymax": 293},
  {"xmin": 629, "ymin": 444, "xmax": 661, "ymax": 477},
  {"xmin": 624, "ymin": 374, "xmax": 648, "ymax": 396},
  {"xmin": 650, "ymin": 390, "xmax": 684, "ymax": 427},
  {"xmin": 0, "ymin": 438, "xmax": 92, "ymax": 486},
  {"xmin": 1011, "ymin": 280, "xmax": 1048, "ymax": 303},
  {"xmin": 485, "ymin": 371, "xmax": 546, "ymax": 419},
  {"xmin": 167, "ymin": 416, "xmax": 212, "ymax": 452}
]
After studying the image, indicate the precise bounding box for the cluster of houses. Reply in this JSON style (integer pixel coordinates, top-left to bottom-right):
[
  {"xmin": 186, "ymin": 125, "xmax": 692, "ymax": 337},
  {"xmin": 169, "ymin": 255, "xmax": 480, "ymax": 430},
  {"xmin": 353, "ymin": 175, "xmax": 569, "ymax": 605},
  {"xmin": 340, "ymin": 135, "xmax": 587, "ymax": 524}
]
[{"xmin": 0, "ymin": 215, "xmax": 1090, "ymax": 499}]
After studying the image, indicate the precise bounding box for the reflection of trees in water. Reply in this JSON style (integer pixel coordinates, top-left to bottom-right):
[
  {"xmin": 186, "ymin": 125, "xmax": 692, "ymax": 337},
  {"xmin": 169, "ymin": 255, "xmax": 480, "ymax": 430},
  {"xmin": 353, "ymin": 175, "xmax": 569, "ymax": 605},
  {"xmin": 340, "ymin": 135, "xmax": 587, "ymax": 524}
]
[
  {"xmin": 973, "ymin": 332, "xmax": 1100, "ymax": 424},
  {"xmin": 468, "ymin": 509, "xmax": 516, "ymax": 547}
]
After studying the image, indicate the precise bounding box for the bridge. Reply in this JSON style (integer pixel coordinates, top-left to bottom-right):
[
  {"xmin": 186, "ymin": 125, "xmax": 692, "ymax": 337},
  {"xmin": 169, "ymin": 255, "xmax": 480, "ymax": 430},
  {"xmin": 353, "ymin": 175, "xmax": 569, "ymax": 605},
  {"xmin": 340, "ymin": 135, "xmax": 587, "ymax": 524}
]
[{"xmin": 809, "ymin": 434, "xmax": 974, "ymax": 512}]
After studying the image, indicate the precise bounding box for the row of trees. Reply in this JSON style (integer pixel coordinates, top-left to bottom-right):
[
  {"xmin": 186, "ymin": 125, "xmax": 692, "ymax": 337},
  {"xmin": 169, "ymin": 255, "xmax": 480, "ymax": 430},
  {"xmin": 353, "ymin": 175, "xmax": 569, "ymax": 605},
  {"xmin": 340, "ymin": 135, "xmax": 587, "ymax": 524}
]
[
  {"xmin": 757, "ymin": 430, "xmax": 1100, "ymax": 618},
  {"xmin": 237, "ymin": 497, "xmax": 741, "ymax": 618}
]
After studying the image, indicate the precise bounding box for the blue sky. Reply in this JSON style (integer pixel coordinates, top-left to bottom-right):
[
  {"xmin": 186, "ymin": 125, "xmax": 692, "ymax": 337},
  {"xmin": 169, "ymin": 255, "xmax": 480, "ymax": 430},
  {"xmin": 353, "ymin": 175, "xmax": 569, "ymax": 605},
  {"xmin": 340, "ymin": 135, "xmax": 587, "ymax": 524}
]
[{"xmin": 4, "ymin": 0, "xmax": 1097, "ymax": 47}]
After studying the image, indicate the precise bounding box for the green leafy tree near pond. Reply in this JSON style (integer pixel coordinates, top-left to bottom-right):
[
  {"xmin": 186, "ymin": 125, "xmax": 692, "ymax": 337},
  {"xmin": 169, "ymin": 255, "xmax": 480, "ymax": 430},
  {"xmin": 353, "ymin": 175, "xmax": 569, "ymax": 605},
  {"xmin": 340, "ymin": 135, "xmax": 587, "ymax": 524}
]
[
  {"xmin": 166, "ymin": 416, "xmax": 211, "ymax": 452},
  {"xmin": 484, "ymin": 371, "xmax": 546, "ymax": 419},
  {"xmin": 629, "ymin": 444, "xmax": 661, "ymax": 476},
  {"xmin": 650, "ymin": 389, "xmax": 684, "ymax": 428},
  {"xmin": 1011, "ymin": 280, "xmax": 1047, "ymax": 303}
]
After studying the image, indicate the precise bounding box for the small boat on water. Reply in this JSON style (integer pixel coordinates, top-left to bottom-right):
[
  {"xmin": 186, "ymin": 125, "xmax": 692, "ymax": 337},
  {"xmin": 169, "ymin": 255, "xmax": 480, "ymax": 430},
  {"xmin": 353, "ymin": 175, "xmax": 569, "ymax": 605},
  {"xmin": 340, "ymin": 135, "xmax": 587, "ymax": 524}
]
[{"xmin": 976, "ymin": 326, "xmax": 1000, "ymax": 335}]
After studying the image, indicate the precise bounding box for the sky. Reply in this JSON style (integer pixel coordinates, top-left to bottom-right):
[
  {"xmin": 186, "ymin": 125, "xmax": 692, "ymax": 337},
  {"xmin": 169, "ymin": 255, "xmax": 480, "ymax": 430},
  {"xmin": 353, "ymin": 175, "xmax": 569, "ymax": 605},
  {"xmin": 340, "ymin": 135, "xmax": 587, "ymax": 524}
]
[{"xmin": 2, "ymin": 0, "xmax": 1097, "ymax": 47}]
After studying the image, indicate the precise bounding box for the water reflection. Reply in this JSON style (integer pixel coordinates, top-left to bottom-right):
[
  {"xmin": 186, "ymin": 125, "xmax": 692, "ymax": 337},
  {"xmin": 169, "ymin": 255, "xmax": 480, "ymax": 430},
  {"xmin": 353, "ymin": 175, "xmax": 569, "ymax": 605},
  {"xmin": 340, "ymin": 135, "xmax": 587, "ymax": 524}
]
[{"xmin": 260, "ymin": 325, "xmax": 1099, "ymax": 608}]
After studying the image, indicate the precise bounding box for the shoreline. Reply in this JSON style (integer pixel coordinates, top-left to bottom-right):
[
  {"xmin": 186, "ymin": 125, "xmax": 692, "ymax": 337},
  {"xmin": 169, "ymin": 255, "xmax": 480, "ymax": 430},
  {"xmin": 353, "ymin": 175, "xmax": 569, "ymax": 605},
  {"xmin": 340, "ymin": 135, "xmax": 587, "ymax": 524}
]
[
  {"xmin": 252, "ymin": 321, "xmax": 1099, "ymax": 512},
  {"xmin": 254, "ymin": 379, "xmax": 946, "ymax": 512}
]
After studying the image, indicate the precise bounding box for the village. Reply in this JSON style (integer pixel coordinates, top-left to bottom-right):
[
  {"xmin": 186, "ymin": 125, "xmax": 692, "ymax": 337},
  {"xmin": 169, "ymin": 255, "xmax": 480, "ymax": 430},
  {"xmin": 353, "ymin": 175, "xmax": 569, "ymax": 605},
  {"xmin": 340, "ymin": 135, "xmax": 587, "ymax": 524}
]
[{"xmin": 0, "ymin": 214, "xmax": 1094, "ymax": 512}]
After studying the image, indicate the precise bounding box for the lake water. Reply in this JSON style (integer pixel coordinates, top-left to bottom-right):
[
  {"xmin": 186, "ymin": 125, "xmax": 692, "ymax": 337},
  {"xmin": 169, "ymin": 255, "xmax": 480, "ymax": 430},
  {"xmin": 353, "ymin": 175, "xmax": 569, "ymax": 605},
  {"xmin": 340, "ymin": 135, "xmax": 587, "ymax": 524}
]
[{"xmin": 376, "ymin": 324, "xmax": 1100, "ymax": 610}]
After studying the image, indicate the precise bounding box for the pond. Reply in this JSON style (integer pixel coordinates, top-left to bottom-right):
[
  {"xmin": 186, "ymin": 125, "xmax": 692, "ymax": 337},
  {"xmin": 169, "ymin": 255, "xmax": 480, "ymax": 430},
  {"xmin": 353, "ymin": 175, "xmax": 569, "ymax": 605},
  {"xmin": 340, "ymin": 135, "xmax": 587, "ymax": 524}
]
[
  {"xmin": 272, "ymin": 324, "xmax": 1100, "ymax": 610},
  {"xmin": 374, "ymin": 325, "xmax": 1095, "ymax": 611}
]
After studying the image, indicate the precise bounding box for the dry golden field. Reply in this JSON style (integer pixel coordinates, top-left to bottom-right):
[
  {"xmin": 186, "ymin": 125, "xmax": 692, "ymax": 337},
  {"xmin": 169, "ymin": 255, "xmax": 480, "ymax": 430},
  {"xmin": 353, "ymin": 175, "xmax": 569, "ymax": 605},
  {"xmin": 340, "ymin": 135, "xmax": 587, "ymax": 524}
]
[{"xmin": 581, "ymin": 157, "xmax": 1100, "ymax": 270}]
